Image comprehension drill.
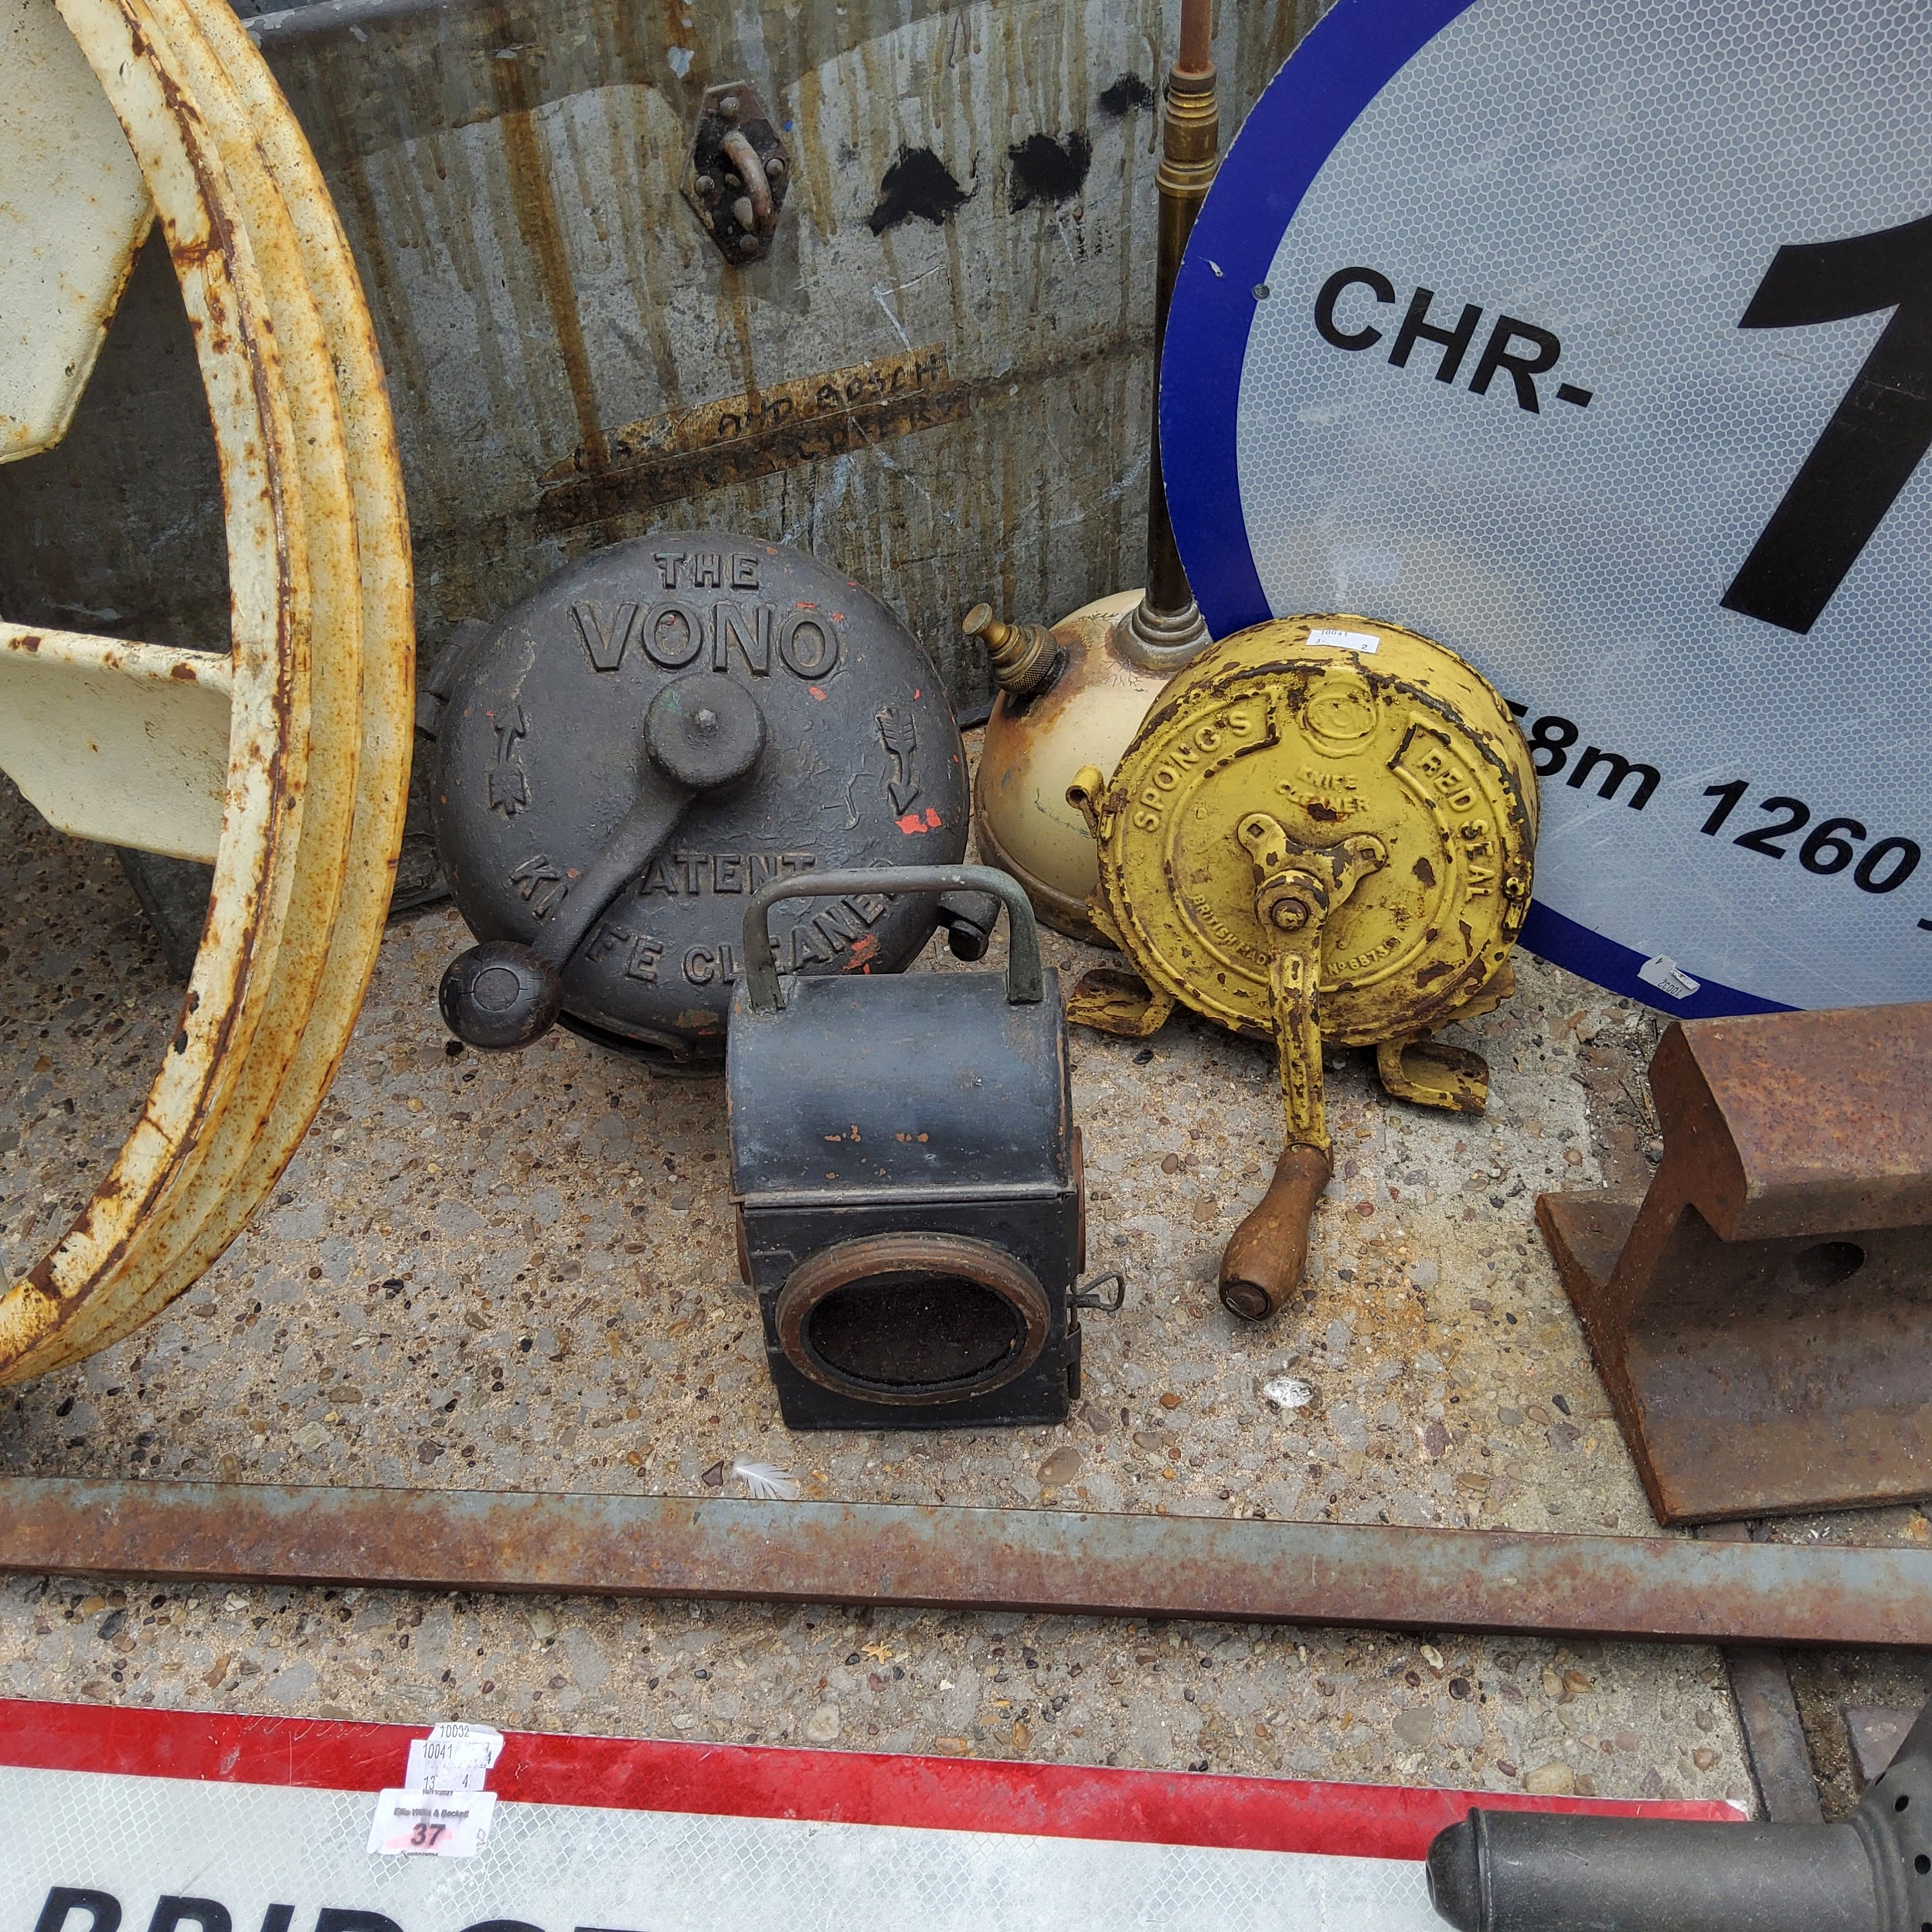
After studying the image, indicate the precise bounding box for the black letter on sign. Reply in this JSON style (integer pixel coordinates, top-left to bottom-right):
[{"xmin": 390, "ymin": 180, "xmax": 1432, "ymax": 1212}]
[
  {"xmin": 148, "ymin": 1902, "xmax": 231, "ymax": 1932},
  {"xmin": 258, "ymin": 1912, "xmax": 294, "ymax": 1932},
  {"xmin": 460, "ymin": 1922, "xmax": 548, "ymax": 1932},
  {"xmin": 1566, "ymin": 747, "xmax": 1660, "ymax": 810},
  {"xmin": 315, "ymin": 1913, "xmax": 405, "ymax": 1932},
  {"xmin": 36, "ymin": 1890, "xmax": 121, "ymax": 1932},
  {"xmin": 1722, "ymin": 209, "xmax": 1932, "ymax": 634},
  {"xmin": 1469, "ymin": 315, "xmax": 1562, "ymax": 411},
  {"xmin": 1314, "ymin": 267, "xmax": 1396, "ymax": 349},
  {"xmin": 1388, "ymin": 287, "xmax": 1483, "ymax": 383}
]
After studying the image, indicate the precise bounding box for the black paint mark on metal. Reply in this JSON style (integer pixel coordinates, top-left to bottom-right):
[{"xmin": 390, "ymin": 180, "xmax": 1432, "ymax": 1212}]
[
  {"xmin": 1008, "ymin": 131, "xmax": 1093, "ymax": 211},
  {"xmin": 868, "ymin": 148, "xmax": 974, "ymax": 234},
  {"xmin": 1098, "ymin": 73, "xmax": 1155, "ymax": 116}
]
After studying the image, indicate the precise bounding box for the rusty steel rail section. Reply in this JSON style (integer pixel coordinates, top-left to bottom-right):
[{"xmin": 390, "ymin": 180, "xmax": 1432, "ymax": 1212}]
[
  {"xmin": 3, "ymin": 1479, "xmax": 1929, "ymax": 1648},
  {"xmin": 1539, "ymin": 1002, "xmax": 1932, "ymax": 1524}
]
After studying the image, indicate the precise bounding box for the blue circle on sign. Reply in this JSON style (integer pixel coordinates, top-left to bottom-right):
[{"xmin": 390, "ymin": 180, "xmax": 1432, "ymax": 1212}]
[{"xmin": 1161, "ymin": 0, "xmax": 1932, "ymax": 1019}]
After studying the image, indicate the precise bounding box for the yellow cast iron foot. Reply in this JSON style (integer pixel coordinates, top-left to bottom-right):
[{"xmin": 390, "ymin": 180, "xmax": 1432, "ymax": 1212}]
[
  {"xmin": 1067, "ymin": 967, "xmax": 1176, "ymax": 1039},
  {"xmin": 1376, "ymin": 1036, "xmax": 1491, "ymax": 1113}
]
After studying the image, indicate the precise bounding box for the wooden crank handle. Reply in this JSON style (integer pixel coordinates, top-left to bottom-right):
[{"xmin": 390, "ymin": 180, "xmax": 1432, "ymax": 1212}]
[{"xmin": 1219, "ymin": 1142, "xmax": 1332, "ymax": 1321}]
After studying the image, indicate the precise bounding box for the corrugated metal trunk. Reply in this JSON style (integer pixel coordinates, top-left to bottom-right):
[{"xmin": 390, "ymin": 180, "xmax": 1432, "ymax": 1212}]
[{"xmin": 1, "ymin": 0, "xmax": 1327, "ymax": 700}]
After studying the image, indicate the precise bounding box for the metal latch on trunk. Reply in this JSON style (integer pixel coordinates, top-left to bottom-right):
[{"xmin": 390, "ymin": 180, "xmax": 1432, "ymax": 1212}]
[{"xmin": 682, "ymin": 82, "xmax": 789, "ymax": 265}]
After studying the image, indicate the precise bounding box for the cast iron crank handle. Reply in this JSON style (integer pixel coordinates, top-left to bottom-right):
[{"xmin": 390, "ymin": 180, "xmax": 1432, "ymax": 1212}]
[
  {"xmin": 440, "ymin": 676, "xmax": 767, "ymax": 1049},
  {"xmin": 742, "ymin": 863, "xmax": 1043, "ymax": 1012}
]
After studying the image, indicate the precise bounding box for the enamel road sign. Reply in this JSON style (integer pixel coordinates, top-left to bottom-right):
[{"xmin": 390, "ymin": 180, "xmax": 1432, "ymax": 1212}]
[
  {"xmin": 1162, "ymin": 0, "xmax": 1932, "ymax": 1016},
  {"xmin": 1, "ymin": 1700, "xmax": 1736, "ymax": 1932}
]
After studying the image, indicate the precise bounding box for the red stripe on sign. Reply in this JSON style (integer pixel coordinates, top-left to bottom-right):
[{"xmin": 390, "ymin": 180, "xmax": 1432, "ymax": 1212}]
[{"xmin": 0, "ymin": 1697, "xmax": 1738, "ymax": 1860}]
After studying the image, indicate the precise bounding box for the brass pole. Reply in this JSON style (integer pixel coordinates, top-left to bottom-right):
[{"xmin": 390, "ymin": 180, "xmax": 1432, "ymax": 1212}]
[{"xmin": 1125, "ymin": 0, "xmax": 1218, "ymax": 669}]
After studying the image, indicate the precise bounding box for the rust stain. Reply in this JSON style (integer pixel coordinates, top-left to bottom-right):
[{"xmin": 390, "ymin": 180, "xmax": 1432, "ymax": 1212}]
[
  {"xmin": 719, "ymin": 256, "xmax": 758, "ymax": 403},
  {"xmin": 655, "ymin": 0, "xmax": 691, "ymax": 73},
  {"xmin": 792, "ymin": 63, "xmax": 836, "ymax": 242},
  {"xmin": 489, "ymin": 42, "xmax": 609, "ymax": 472},
  {"xmin": 313, "ymin": 99, "xmax": 437, "ymax": 474},
  {"xmin": 535, "ymin": 341, "xmax": 1115, "ymax": 536},
  {"xmin": 545, "ymin": 345, "xmax": 948, "ymax": 481}
]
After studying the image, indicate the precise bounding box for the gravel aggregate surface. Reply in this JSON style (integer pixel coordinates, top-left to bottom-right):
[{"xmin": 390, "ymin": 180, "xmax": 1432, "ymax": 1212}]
[{"xmin": 4, "ymin": 766, "xmax": 1924, "ymax": 1814}]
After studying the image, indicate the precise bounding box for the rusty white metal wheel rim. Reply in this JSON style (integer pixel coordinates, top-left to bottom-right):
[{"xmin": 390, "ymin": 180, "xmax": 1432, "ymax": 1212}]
[
  {"xmin": 165, "ymin": 0, "xmax": 412, "ymax": 1293},
  {"xmin": 0, "ymin": 0, "xmax": 411, "ymax": 1380}
]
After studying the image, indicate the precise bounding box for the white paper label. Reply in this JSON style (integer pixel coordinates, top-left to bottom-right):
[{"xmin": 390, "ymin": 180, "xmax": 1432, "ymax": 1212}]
[
  {"xmin": 367, "ymin": 1788, "xmax": 496, "ymax": 1857},
  {"xmin": 406, "ymin": 1723, "xmax": 505, "ymax": 1794},
  {"xmin": 1637, "ymin": 954, "xmax": 1702, "ymax": 1000},
  {"xmin": 1306, "ymin": 628, "xmax": 1380, "ymax": 653},
  {"xmin": 425, "ymin": 1719, "xmax": 506, "ymax": 1756}
]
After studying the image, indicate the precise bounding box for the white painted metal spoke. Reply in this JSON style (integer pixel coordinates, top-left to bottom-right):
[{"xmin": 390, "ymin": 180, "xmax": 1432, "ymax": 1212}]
[
  {"xmin": 0, "ymin": 619, "xmax": 232, "ymax": 859},
  {"xmin": 0, "ymin": 0, "xmax": 151, "ymax": 461}
]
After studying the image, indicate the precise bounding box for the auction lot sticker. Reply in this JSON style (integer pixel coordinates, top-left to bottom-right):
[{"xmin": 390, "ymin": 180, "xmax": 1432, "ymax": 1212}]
[
  {"xmin": 0, "ymin": 1699, "xmax": 1736, "ymax": 1932},
  {"xmin": 1161, "ymin": 0, "xmax": 1932, "ymax": 1016}
]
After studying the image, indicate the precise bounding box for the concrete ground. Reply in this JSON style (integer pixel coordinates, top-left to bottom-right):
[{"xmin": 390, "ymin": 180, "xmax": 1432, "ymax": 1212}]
[{"xmin": 2, "ymin": 762, "xmax": 1925, "ymax": 1816}]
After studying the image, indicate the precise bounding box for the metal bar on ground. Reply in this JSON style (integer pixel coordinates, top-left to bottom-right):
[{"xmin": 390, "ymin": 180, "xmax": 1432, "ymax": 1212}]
[
  {"xmin": 1725, "ymin": 1647, "xmax": 1825, "ymax": 1820},
  {"xmin": 2, "ymin": 1479, "xmax": 1928, "ymax": 1648},
  {"xmin": 1699, "ymin": 1521, "xmax": 1826, "ymax": 1821}
]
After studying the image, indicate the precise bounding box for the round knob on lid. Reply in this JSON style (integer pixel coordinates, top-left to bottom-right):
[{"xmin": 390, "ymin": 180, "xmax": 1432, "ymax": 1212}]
[{"xmin": 645, "ymin": 673, "xmax": 767, "ymax": 790}]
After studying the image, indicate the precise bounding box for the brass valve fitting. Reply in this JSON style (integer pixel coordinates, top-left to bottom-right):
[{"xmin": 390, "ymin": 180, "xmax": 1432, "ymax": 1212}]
[{"xmin": 963, "ymin": 601, "xmax": 1060, "ymax": 699}]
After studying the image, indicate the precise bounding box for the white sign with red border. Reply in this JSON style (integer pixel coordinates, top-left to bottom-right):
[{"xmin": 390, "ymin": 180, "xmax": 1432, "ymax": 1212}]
[{"xmin": 1, "ymin": 1699, "xmax": 1736, "ymax": 1932}]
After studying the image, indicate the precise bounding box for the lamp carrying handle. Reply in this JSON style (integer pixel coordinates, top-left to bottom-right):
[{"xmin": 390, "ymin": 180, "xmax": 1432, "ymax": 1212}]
[{"xmin": 742, "ymin": 865, "xmax": 1043, "ymax": 1012}]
